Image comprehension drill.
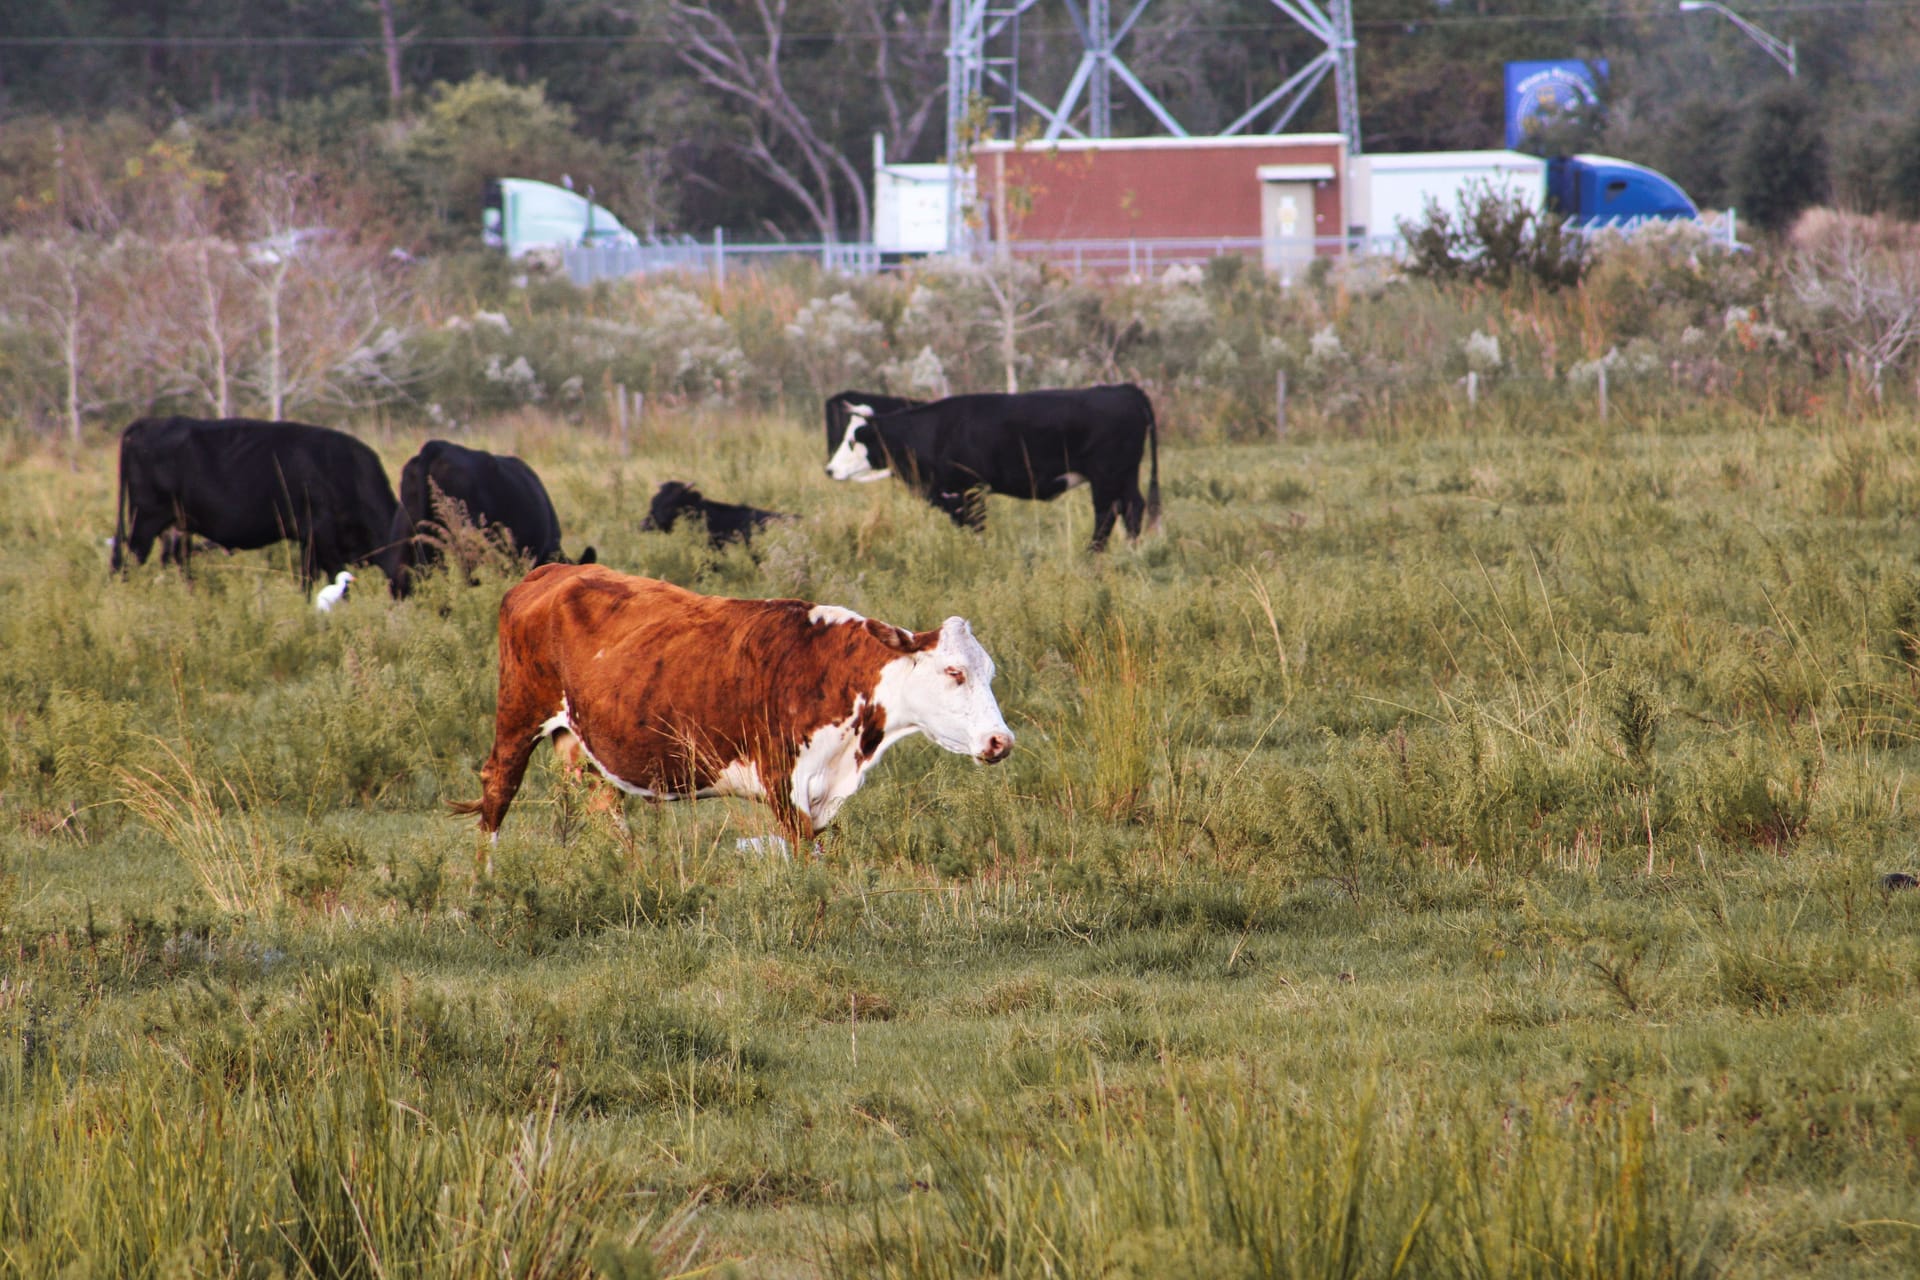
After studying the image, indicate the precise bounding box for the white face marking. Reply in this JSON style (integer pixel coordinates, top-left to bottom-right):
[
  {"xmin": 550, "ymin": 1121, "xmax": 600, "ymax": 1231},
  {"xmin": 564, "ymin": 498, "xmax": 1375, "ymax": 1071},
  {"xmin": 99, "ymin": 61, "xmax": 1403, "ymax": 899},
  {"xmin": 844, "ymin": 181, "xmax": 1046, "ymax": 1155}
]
[
  {"xmin": 807, "ymin": 604, "xmax": 865, "ymax": 626},
  {"xmin": 826, "ymin": 430, "xmax": 886, "ymax": 482},
  {"xmin": 871, "ymin": 617, "xmax": 1014, "ymax": 761},
  {"xmin": 845, "ymin": 403, "xmax": 874, "ymax": 421}
]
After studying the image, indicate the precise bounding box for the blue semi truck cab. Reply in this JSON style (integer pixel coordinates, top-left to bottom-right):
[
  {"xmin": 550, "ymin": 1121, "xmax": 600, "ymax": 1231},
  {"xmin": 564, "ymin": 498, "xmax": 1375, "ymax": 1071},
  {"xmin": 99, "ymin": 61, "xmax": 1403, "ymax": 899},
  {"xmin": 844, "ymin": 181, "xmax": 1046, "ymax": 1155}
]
[{"xmin": 1546, "ymin": 155, "xmax": 1700, "ymax": 226}]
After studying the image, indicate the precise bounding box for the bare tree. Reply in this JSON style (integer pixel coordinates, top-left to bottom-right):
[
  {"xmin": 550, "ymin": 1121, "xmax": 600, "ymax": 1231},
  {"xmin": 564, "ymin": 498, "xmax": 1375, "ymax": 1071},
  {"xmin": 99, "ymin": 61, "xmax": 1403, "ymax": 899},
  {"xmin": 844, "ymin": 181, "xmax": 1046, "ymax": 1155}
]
[
  {"xmin": 242, "ymin": 173, "xmax": 327, "ymax": 418},
  {"xmin": 857, "ymin": 0, "xmax": 948, "ymax": 161},
  {"xmin": 18, "ymin": 235, "xmax": 98, "ymax": 445},
  {"xmin": 376, "ymin": 0, "xmax": 406, "ymax": 110},
  {"xmin": 968, "ymin": 148, "xmax": 1075, "ymax": 393},
  {"xmin": 145, "ymin": 171, "xmax": 248, "ymax": 418},
  {"xmin": 1790, "ymin": 219, "xmax": 1920, "ymax": 405},
  {"xmin": 240, "ymin": 172, "xmax": 413, "ymax": 419},
  {"xmin": 667, "ymin": 0, "xmax": 877, "ymax": 243}
]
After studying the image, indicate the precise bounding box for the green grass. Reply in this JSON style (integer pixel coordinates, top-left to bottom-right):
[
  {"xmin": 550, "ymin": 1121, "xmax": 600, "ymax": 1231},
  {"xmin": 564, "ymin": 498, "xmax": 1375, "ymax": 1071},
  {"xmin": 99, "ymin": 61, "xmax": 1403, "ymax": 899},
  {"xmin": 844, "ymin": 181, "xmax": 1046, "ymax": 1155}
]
[{"xmin": 5, "ymin": 399, "xmax": 1920, "ymax": 1276}]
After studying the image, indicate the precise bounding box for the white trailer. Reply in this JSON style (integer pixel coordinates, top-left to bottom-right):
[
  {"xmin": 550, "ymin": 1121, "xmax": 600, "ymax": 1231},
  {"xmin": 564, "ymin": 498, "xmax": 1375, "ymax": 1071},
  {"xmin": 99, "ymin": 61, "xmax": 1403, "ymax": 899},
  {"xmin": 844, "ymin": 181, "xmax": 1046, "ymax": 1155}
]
[{"xmin": 1348, "ymin": 151, "xmax": 1547, "ymax": 254}]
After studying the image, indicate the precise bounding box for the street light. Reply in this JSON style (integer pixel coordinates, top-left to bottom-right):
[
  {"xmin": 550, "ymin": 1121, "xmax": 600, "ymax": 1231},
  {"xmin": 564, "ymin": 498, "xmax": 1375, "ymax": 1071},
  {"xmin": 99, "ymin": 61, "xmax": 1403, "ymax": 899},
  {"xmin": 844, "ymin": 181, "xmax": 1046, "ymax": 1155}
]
[{"xmin": 1678, "ymin": 0, "xmax": 1797, "ymax": 78}]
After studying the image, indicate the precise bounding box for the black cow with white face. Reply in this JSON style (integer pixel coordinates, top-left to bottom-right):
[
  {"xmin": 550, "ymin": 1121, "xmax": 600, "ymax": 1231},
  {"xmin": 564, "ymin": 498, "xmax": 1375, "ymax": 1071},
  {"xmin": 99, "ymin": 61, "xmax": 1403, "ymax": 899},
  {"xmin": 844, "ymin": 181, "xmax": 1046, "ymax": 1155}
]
[
  {"xmin": 824, "ymin": 384, "xmax": 1162, "ymax": 550},
  {"xmin": 111, "ymin": 415, "xmax": 398, "ymax": 590},
  {"xmin": 640, "ymin": 481, "xmax": 787, "ymax": 548},
  {"xmin": 381, "ymin": 439, "xmax": 593, "ymax": 598},
  {"xmin": 823, "ymin": 390, "xmax": 927, "ymax": 467}
]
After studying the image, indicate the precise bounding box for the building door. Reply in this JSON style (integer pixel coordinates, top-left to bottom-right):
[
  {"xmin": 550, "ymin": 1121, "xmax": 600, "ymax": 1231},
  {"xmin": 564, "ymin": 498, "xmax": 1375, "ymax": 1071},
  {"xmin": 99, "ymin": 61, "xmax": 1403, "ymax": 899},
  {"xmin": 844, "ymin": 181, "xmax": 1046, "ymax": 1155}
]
[{"xmin": 1261, "ymin": 181, "xmax": 1315, "ymax": 284}]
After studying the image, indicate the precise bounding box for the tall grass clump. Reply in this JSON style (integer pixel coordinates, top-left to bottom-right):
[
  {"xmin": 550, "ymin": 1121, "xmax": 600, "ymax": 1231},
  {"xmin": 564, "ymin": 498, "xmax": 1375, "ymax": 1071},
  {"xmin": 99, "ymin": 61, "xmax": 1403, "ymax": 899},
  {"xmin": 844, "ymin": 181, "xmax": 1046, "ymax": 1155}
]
[
  {"xmin": 0, "ymin": 1051, "xmax": 705, "ymax": 1279},
  {"xmin": 850, "ymin": 1073, "xmax": 1719, "ymax": 1279},
  {"xmin": 117, "ymin": 743, "xmax": 283, "ymax": 918},
  {"xmin": 1064, "ymin": 621, "xmax": 1168, "ymax": 823}
]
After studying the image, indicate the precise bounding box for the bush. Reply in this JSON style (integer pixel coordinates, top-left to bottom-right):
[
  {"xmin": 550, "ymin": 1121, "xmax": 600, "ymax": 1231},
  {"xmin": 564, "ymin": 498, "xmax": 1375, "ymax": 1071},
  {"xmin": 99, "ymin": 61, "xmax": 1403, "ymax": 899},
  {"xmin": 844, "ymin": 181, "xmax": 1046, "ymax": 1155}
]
[{"xmin": 1401, "ymin": 182, "xmax": 1588, "ymax": 290}]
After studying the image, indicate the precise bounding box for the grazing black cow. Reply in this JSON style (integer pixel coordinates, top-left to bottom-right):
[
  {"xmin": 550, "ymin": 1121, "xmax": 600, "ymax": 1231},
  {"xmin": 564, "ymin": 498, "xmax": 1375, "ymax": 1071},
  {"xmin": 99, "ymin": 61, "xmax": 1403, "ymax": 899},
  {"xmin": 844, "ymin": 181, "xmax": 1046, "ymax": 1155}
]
[
  {"xmin": 112, "ymin": 416, "xmax": 398, "ymax": 590},
  {"xmin": 641, "ymin": 481, "xmax": 787, "ymax": 548},
  {"xmin": 380, "ymin": 439, "xmax": 594, "ymax": 598},
  {"xmin": 823, "ymin": 390, "xmax": 926, "ymax": 465},
  {"xmin": 824, "ymin": 384, "xmax": 1162, "ymax": 550}
]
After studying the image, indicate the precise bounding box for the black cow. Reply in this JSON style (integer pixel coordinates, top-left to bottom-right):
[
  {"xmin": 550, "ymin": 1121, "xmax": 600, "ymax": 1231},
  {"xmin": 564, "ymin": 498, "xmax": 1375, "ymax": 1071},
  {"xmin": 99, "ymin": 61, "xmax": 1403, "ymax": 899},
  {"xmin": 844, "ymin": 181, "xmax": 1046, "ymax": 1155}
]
[
  {"xmin": 112, "ymin": 415, "xmax": 398, "ymax": 590},
  {"xmin": 640, "ymin": 481, "xmax": 787, "ymax": 548},
  {"xmin": 381, "ymin": 439, "xmax": 594, "ymax": 598},
  {"xmin": 823, "ymin": 390, "xmax": 926, "ymax": 463},
  {"xmin": 824, "ymin": 384, "xmax": 1162, "ymax": 550}
]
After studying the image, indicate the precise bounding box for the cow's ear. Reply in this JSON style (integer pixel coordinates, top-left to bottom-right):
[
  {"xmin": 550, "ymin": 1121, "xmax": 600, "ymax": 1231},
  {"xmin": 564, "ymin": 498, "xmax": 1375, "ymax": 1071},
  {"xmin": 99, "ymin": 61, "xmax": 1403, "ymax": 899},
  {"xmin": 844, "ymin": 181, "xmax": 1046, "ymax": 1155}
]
[{"xmin": 863, "ymin": 618, "xmax": 920, "ymax": 652}]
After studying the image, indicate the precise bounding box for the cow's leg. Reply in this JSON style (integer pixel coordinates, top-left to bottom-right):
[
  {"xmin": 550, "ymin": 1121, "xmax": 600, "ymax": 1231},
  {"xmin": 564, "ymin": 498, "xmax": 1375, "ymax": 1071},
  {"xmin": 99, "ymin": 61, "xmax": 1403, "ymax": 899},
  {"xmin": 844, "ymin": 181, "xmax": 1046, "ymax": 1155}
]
[
  {"xmin": 552, "ymin": 729, "xmax": 629, "ymax": 833},
  {"xmin": 1088, "ymin": 489, "xmax": 1122, "ymax": 551},
  {"xmin": 460, "ymin": 683, "xmax": 557, "ymax": 844},
  {"xmin": 766, "ymin": 787, "xmax": 818, "ymax": 859},
  {"xmin": 121, "ymin": 510, "xmax": 169, "ymax": 568},
  {"xmin": 1120, "ymin": 484, "xmax": 1148, "ymax": 541}
]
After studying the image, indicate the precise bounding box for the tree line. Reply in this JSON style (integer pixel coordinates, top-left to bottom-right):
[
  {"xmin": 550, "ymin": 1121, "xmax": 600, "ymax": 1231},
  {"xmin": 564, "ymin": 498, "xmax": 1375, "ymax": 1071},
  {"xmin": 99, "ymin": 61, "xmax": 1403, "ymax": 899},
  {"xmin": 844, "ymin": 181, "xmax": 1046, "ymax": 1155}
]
[{"xmin": 2, "ymin": 0, "xmax": 1918, "ymax": 248}]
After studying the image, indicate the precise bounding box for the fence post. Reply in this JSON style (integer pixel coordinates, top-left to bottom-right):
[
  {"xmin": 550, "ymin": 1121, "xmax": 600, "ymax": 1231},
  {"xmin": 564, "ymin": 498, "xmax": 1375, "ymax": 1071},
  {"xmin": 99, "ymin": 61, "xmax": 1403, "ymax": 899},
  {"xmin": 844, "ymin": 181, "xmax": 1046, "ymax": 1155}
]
[
  {"xmin": 614, "ymin": 382, "xmax": 630, "ymax": 456},
  {"xmin": 1467, "ymin": 370, "xmax": 1478, "ymax": 410},
  {"xmin": 1597, "ymin": 364, "xmax": 1609, "ymax": 424},
  {"xmin": 714, "ymin": 227, "xmax": 725, "ymax": 288},
  {"xmin": 1275, "ymin": 370, "xmax": 1289, "ymax": 441}
]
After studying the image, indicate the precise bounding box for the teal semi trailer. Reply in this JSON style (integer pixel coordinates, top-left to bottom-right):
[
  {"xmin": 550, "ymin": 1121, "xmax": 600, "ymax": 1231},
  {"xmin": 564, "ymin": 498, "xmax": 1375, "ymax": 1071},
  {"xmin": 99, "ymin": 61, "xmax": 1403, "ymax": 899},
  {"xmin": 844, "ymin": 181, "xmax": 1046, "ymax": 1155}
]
[{"xmin": 483, "ymin": 178, "xmax": 638, "ymax": 258}]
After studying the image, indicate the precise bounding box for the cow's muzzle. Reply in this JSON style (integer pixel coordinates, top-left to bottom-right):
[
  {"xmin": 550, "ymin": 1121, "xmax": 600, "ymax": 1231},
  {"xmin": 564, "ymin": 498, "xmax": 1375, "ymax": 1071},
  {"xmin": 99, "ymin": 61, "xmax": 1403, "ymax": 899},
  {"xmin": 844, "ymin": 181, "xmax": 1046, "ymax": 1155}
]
[{"xmin": 977, "ymin": 732, "xmax": 1014, "ymax": 764}]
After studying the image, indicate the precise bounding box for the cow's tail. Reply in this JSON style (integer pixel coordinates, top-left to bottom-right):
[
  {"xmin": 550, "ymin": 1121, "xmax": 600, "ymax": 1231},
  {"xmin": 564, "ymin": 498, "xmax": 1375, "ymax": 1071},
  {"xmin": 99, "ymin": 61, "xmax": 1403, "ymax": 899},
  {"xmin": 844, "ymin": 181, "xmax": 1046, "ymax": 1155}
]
[
  {"xmin": 111, "ymin": 427, "xmax": 132, "ymax": 573},
  {"xmin": 446, "ymin": 797, "xmax": 483, "ymax": 818},
  {"xmin": 1144, "ymin": 391, "xmax": 1163, "ymax": 535}
]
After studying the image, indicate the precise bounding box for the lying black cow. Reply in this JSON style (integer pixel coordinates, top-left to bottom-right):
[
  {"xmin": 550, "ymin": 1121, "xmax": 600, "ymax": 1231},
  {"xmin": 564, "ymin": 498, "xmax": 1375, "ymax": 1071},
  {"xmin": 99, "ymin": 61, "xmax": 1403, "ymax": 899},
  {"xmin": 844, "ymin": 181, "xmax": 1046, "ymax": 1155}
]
[
  {"xmin": 823, "ymin": 390, "xmax": 926, "ymax": 464},
  {"xmin": 381, "ymin": 439, "xmax": 593, "ymax": 598},
  {"xmin": 824, "ymin": 384, "xmax": 1162, "ymax": 550},
  {"xmin": 112, "ymin": 415, "xmax": 398, "ymax": 590},
  {"xmin": 640, "ymin": 481, "xmax": 786, "ymax": 547}
]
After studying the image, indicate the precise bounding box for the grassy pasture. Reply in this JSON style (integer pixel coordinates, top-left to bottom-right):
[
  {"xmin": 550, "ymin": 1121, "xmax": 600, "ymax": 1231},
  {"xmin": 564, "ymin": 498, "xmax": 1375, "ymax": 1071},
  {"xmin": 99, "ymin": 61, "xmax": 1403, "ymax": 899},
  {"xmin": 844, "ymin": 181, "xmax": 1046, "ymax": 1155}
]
[{"xmin": 4, "ymin": 399, "xmax": 1920, "ymax": 1277}]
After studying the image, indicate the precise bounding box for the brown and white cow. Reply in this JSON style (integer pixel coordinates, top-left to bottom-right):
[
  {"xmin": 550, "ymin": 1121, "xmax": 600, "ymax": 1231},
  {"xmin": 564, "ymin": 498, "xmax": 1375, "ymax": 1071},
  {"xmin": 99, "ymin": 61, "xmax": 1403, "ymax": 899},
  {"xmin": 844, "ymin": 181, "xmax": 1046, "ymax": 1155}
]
[{"xmin": 454, "ymin": 564, "xmax": 1013, "ymax": 847}]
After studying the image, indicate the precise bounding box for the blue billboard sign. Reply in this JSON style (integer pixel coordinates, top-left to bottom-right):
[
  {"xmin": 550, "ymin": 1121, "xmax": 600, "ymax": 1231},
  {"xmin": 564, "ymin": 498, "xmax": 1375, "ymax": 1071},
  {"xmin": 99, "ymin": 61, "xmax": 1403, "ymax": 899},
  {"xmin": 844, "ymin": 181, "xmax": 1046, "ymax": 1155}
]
[{"xmin": 1505, "ymin": 60, "xmax": 1605, "ymax": 149}]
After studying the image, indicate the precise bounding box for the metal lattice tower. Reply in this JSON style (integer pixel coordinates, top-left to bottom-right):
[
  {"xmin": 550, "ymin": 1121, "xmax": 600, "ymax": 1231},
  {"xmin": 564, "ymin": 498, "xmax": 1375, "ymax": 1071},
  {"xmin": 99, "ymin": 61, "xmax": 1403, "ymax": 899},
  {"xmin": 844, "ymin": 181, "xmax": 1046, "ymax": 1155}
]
[{"xmin": 946, "ymin": 0, "xmax": 1360, "ymax": 245}]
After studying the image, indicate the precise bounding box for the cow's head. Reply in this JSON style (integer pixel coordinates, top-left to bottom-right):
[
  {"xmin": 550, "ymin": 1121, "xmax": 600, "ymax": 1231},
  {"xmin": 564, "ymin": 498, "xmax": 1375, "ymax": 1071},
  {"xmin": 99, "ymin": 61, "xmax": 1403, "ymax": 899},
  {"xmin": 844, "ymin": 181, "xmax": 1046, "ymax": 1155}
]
[
  {"xmin": 872, "ymin": 616, "xmax": 1014, "ymax": 764},
  {"xmin": 641, "ymin": 481, "xmax": 701, "ymax": 533},
  {"xmin": 825, "ymin": 416, "xmax": 891, "ymax": 483}
]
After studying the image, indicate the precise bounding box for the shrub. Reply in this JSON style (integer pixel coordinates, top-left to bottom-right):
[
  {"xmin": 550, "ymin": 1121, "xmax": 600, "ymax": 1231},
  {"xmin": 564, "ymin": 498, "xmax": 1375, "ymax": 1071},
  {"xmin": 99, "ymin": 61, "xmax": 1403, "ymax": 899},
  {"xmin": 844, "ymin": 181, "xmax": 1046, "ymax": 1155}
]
[{"xmin": 1401, "ymin": 182, "xmax": 1588, "ymax": 290}]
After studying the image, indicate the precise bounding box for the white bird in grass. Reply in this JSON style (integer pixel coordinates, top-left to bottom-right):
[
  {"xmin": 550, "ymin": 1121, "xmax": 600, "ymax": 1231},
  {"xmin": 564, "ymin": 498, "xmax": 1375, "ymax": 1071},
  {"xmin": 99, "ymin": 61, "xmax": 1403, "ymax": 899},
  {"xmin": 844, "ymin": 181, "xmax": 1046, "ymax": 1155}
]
[{"xmin": 314, "ymin": 570, "xmax": 355, "ymax": 613}]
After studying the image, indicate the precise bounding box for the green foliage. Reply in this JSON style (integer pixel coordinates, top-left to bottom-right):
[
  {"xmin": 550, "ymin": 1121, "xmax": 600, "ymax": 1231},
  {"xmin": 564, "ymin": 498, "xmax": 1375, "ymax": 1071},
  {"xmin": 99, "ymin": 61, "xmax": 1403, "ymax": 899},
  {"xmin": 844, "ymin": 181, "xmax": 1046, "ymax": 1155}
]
[
  {"xmin": 394, "ymin": 75, "xmax": 607, "ymax": 246},
  {"xmin": 1401, "ymin": 183, "xmax": 1588, "ymax": 290},
  {"xmin": 1890, "ymin": 107, "xmax": 1920, "ymax": 219},
  {"xmin": 1731, "ymin": 87, "xmax": 1829, "ymax": 233}
]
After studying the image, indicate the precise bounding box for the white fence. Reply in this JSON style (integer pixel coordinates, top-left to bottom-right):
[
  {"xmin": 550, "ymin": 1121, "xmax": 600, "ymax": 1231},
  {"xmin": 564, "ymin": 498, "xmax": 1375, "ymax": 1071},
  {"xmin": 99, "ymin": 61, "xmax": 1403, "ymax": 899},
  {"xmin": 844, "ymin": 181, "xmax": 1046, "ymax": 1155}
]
[{"xmin": 561, "ymin": 215, "xmax": 1740, "ymax": 288}]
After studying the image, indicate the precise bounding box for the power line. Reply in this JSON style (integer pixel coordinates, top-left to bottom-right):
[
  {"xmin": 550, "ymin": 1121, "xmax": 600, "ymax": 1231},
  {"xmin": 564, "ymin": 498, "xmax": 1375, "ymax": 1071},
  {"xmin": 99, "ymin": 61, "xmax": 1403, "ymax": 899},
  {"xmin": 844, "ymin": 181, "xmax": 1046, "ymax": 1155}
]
[{"xmin": 0, "ymin": 2, "xmax": 1906, "ymax": 49}]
